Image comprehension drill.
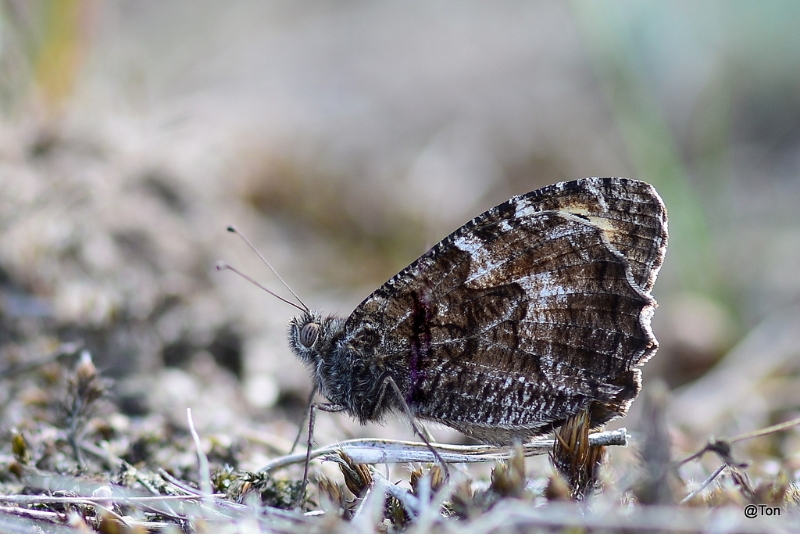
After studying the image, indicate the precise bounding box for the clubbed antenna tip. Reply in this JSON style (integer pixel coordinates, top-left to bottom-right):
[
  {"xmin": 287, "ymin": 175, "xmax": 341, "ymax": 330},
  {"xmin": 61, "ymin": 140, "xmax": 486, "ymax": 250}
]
[{"xmin": 219, "ymin": 225, "xmax": 309, "ymax": 313}]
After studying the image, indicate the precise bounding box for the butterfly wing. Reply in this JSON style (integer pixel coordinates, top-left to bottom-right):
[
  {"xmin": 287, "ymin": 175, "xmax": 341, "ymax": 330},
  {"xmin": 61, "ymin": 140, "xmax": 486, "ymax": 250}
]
[{"xmin": 344, "ymin": 178, "xmax": 668, "ymax": 444}]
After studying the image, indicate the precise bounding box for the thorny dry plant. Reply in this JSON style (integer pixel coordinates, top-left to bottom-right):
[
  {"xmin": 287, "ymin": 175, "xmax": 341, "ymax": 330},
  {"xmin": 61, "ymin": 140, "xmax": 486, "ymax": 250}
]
[{"xmin": 2, "ymin": 351, "xmax": 800, "ymax": 533}]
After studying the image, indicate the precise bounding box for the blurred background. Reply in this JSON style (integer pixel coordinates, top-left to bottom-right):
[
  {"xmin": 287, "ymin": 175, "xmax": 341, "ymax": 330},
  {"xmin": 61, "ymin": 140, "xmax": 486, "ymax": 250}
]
[{"xmin": 2, "ymin": 0, "xmax": 800, "ymax": 471}]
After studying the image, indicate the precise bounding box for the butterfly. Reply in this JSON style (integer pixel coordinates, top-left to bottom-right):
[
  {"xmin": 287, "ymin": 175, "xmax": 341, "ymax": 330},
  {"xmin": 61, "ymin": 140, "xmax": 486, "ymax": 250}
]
[{"xmin": 288, "ymin": 177, "xmax": 667, "ymax": 445}]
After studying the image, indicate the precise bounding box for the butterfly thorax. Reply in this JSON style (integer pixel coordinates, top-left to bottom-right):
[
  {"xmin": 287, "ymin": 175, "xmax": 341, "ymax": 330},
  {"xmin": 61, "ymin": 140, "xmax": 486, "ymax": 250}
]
[{"xmin": 289, "ymin": 310, "xmax": 389, "ymax": 423}]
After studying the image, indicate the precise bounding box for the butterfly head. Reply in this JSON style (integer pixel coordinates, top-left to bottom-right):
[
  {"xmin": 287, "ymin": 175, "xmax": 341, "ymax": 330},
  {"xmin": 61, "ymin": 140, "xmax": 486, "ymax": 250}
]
[{"xmin": 288, "ymin": 310, "xmax": 346, "ymax": 370}]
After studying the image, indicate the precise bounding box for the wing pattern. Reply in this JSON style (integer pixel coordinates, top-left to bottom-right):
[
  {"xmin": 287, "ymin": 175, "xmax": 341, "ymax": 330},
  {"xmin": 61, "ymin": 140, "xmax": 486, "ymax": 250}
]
[{"xmin": 344, "ymin": 178, "xmax": 668, "ymax": 444}]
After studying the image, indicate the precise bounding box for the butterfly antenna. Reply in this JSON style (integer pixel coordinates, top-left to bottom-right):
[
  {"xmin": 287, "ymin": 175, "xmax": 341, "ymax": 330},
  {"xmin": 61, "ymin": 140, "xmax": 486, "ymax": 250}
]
[
  {"xmin": 216, "ymin": 261, "xmax": 306, "ymax": 313},
  {"xmin": 226, "ymin": 225, "xmax": 310, "ymax": 312}
]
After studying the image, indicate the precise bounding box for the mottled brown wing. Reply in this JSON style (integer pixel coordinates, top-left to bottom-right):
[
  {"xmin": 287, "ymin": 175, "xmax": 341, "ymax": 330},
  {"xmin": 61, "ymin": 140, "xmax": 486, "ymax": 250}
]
[{"xmin": 345, "ymin": 178, "xmax": 668, "ymax": 444}]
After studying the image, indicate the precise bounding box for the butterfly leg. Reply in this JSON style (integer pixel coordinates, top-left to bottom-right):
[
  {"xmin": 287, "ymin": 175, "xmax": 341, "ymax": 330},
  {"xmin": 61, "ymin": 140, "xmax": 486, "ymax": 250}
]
[
  {"xmin": 290, "ymin": 385, "xmax": 318, "ymax": 454},
  {"xmin": 375, "ymin": 376, "xmax": 451, "ymax": 481},
  {"xmin": 295, "ymin": 401, "xmax": 345, "ymax": 509}
]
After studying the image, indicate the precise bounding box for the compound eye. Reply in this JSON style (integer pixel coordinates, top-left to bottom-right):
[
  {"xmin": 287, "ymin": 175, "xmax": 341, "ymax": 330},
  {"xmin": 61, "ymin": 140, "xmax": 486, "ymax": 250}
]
[{"xmin": 299, "ymin": 322, "xmax": 320, "ymax": 348}]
